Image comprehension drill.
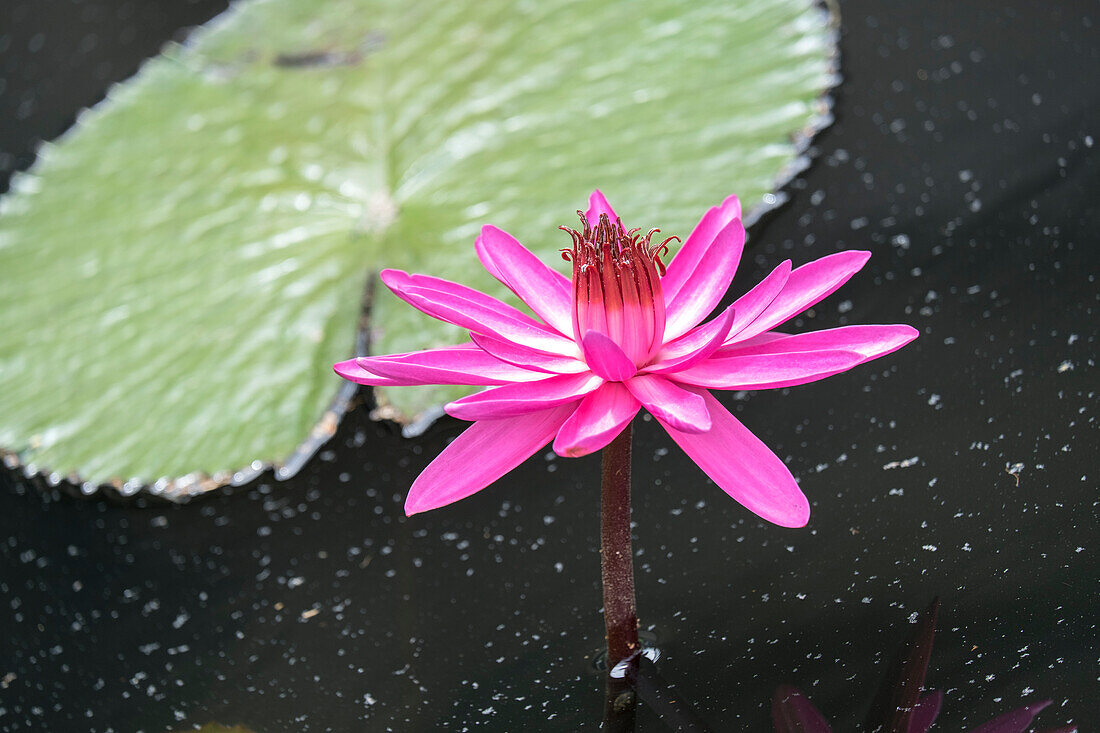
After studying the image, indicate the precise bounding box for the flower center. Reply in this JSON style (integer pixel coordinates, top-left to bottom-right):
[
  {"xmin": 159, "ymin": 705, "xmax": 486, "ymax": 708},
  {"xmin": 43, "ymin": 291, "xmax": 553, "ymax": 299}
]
[{"xmin": 561, "ymin": 212, "xmax": 677, "ymax": 366}]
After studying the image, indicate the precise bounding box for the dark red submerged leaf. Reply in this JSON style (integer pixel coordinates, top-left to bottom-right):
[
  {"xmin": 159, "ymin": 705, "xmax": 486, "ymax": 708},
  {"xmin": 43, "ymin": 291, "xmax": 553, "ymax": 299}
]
[{"xmin": 771, "ymin": 684, "xmax": 832, "ymax": 733}]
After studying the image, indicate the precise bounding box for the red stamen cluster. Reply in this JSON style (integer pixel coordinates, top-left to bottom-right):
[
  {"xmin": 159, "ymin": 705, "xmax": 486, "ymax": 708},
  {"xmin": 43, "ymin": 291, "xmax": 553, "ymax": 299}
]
[
  {"xmin": 559, "ymin": 211, "xmax": 676, "ymax": 276},
  {"xmin": 560, "ymin": 212, "xmax": 678, "ymax": 365}
]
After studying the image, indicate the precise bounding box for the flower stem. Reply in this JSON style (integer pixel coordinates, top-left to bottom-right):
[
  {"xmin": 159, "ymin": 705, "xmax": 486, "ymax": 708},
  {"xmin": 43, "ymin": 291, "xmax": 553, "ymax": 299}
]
[{"xmin": 600, "ymin": 424, "xmax": 638, "ymax": 665}]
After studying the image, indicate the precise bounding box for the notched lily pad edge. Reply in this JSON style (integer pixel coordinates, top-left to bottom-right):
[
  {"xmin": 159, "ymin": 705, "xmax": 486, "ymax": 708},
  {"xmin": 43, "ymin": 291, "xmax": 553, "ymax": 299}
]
[
  {"xmin": 741, "ymin": 0, "xmax": 840, "ymax": 230},
  {"xmin": 2, "ymin": 0, "xmax": 841, "ymax": 502}
]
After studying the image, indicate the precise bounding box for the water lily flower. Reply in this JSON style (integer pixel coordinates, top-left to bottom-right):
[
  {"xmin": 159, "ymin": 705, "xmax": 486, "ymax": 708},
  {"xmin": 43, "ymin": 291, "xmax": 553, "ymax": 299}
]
[{"xmin": 335, "ymin": 191, "xmax": 917, "ymax": 525}]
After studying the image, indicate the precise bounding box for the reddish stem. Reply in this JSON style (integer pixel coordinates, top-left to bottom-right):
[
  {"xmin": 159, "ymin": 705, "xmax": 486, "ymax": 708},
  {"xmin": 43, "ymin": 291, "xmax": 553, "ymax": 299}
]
[{"xmin": 600, "ymin": 425, "xmax": 638, "ymax": 666}]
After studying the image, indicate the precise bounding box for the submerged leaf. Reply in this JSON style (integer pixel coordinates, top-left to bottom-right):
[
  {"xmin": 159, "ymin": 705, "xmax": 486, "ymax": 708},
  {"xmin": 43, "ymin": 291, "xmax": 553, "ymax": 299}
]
[
  {"xmin": 967, "ymin": 700, "xmax": 1053, "ymax": 733},
  {"xmin": 864, "ymin": 598, "xmax": 939, "ymax": 733},
  {"xmin": 772, "ymin": 685, "xmax": 832, "ymax": 733}
]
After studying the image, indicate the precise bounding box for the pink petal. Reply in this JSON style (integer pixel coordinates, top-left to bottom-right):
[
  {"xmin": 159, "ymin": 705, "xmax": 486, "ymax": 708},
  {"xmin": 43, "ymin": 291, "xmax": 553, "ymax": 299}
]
[
  {"xmin": 582, "ymin": 330, "xmax": 638, "ymax": 382},
  {"xmin": 333, "ymin": 358, "xmax": 403, "ymax": 386},
  {"xmin": 662, "ymin": 217, "xmax": 746, "ymax": 341},
  {"xmin": 731, "ymin": 251, "xmax": 872, "ymax": 342},
  {"xmin": 656, "ymin": 388, "xmax": 810, "ymax": 527},
  {"xmin": 404, "ymin": 404, "xmax": 576, "ymax": 515},
  {"xmin": 663, "ymin": 193, "xmax": 742, "ymax": 305},
  {"xmin": 445, "ymin": 372, "xmax": 601, "ymax": 421},
  {"xmin": 585, "ymin": 189, "xmax": 618, "ymax": 227},
  {"xmin": 552, "ymin": 382, "xmax": 640, "ymax": 457},
  {"xmin": 381, "ymin": 269, "xmax": 579, "ymax": 357},
  {"xmin": 968, "ymin": 700, "xmax": 1052, "ymax": 733},
  {"xmin": 646, "ymin": 304, "xmax": 735, "ymax": 374},
  {"xmin": 670, "ymin": 349, "xmax": 866, "ymax": 391},
  {"xmin": 909, "ymin": 691, "xmax": 944, "ymax": 733},
  {"xmin": 724, "ymin": 260, "xmax": 792, "ymax": 342},
  {"xmin": 724, "ymin": 324, "xmax": 919, "ymax": 360},
  {"xmin": 470, "ymin": 332, "xmax": 589, "ymax": 374},
  {"xmin": 625, "ymin": 374, "xmax": 711, "ymax": 433},
  {"xmin": 772, "ymin": 685, "xmax": 833, "ymax": 733},
  {"xmin": 475, "ymin": 225, "xmax": 574, "ymax": 336},
  {"xmin": 356, "ymin": 346, "xmax": 545, "ymax": 386}
]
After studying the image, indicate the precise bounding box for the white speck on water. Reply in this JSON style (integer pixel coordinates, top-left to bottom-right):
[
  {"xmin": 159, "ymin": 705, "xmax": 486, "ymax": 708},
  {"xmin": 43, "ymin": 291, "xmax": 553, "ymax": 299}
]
[
  {"xmin": 883, "ymin": 456, "xmax": 919, "ymax": 470},
  {"xmin": 363, "ymin": 693, "xmax": 377, "ymax": 706},
  {"xmin": 922, "ymin": 544, "xmax": 938, "ymax": 552},
  {"xmin": 172, "ymin": 612, "xmax": 189, "ymax": 629},
  {"xmin": 1057, "ymin": 360, "xmax": 1074, "ymax": 372}
]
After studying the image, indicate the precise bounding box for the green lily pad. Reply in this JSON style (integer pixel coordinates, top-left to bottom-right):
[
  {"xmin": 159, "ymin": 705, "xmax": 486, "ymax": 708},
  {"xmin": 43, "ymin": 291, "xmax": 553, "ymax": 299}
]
[{"xmin": 0, "ymin": 0, "xmax": 837, "ymax": 496}]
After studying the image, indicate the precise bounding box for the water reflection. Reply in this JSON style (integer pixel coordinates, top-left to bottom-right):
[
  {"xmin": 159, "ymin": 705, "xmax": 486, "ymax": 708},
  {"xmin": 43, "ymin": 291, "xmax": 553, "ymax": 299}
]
[
  {"xmin": 772, "ymin": 598, "xmax": 1076, "ymax": 732},
  {"xmin": 599, "ymin": 598, "xmax": 1077, "ymax": 732}
]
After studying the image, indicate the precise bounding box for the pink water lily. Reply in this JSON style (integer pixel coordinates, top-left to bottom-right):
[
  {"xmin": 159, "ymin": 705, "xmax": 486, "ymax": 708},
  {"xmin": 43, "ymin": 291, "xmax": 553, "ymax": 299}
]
[{"xmin": 335, "ymin": 191, "xmax": 917, "ymax": 526}]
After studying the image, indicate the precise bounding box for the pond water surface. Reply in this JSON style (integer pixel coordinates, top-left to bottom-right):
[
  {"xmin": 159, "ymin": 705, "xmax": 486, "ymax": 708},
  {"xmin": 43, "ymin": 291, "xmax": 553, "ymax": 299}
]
[{"xmin": 1, "ymin": 1, "xmax": 1096, "ymax": 731}]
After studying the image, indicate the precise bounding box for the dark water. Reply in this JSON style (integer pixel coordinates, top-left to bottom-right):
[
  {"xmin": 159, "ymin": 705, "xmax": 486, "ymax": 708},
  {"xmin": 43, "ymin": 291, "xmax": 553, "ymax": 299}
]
[{"xmin": 1, "ymin": 1, "xmax": 1096, "ymax": 731}]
